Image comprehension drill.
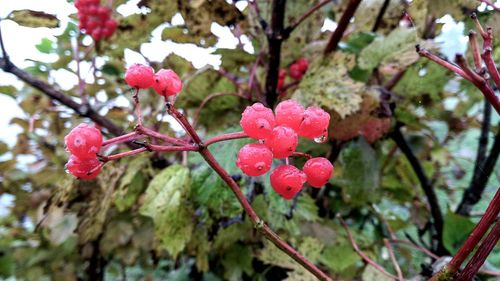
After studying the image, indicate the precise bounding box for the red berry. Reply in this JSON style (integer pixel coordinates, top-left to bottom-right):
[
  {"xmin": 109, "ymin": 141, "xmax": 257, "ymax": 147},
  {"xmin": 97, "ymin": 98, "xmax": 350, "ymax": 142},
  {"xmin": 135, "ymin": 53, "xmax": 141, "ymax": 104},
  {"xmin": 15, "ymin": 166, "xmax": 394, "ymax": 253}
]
[
  {"xmin": 236, "ymin": 143, "xmax": 273, "ymax": 176},
  {"xmin": 86, "ymin": 19, "xmax": 99, "ymax": 31},
  {"xmin": 302, "ymin": 157, "xmax": 333, "ymax": 188},
  {"xmin": 264, "ymin": 125, "xmax": 298, "ymax": 158},
  {"xmin": 298, "ymin": 106, "xmax": 330, "ymax": 140},
  {"xmin": 274, "ymin": 99, "xmax": 305, "ymax": 131},
  {"xmin": 64, "ymin": 123, "xmax": 103, "ymax": 160},
  {"xmin": 296, "ymin": 58, "xmax": 309, "ymax": 73},
  {"xmin": 91, "ymin": 28, "xmax": 103, "ymax": 41},
  {"xmin": 240, "ymin": 103, "xmax": 276, "ymax": 140},
  {"xmin": 270, "ymin": 165, "xmax": 307, "ymax": 200},
  {"xmin": 152, "ymin": 69, "xmax": 183, "ymax": 97},
  {"xmin": 279, "ymin": 68, "xmax": 286, "ymax": 79},
  {"xmin": 66, "ymin": 155, "xmax": 101, "ymax": 180},
  {"xmin": 125, "ymin": 63, "xmax": 154, "ymax": 89},
  {"xmin": 289, "ymin": 63, "xmax": 303, "ymax": 80},
  {"xmin": 277, "ymin": 77, "xmax": 285, "ymax": 92}
]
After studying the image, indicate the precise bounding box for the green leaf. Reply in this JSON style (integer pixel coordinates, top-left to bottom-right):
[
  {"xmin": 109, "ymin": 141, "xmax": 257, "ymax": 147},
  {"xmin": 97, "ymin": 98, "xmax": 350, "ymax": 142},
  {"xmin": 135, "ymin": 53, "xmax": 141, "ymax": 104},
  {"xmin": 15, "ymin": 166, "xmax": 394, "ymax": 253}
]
[
  {"xmin": 213, "ymin": 48, "xmax": 256, "ymax": 72},
  {"xmin": 139, "ymin": 164, "xmax": 193, "ymax": 258},
  {"xmin": 221, "ymin": 244, "xmax": 254, "ymax": 281},
  {"xmin": 8, "ymin": 10, "xmax": 59, "ymax": 28},
  {"xmin": 443, "ymin": 210, "xmax": 475, "ymax": 253},
  {"xmin": 0, "ymin": 141, "xmax": 8, "ymax": 155},
  {"xmin": 333, "ymin": 138, "xmax": 380, "ymax": 206},
  {"xmin": 0, "ymin": 86, "xmax": 17, "ymax": 97},
  {"xmin": 341, "ymin": 32, "xmax": 376, "ymax": 55},
  {"xmin": 320, "ymin": 244, "xmax": 359, "ymax": 273},
  {"xmin": 35, "ymin": 38, "xmax": 54, "ymax": 54}
]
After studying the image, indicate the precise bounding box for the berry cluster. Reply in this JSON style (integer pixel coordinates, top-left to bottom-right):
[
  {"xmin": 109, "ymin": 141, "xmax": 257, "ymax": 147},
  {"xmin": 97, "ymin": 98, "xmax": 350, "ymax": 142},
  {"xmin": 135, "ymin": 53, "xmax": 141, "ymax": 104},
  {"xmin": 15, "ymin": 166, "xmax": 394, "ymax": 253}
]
[
  {"xmin": 125, "ymin": 64, "xmax": 182, "ymax": 97},
  {"xmin": 64, "ymin": 123, "xmax": 103, "ymax": 179},
  {"xmin": 277, "ymin": 58, "xmax": 309, "ymax": 92},
  {"xmin": 237, "ymin": 100, "xmax": 333, "ymax": 199},
  {"xmin": 75, "ymin": 0, "xmax": 117, "ymax": 41}
]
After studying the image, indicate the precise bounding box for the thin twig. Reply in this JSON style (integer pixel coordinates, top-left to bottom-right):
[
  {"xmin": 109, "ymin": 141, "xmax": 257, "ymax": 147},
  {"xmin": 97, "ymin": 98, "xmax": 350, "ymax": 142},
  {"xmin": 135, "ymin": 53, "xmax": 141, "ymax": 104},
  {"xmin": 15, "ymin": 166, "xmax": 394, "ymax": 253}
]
[
  {"xmin": 337, "ymin": 215, "xmax": 398, "ymax": 280},
  {"xmin": 383, "ymin": 239, "xmax": 404, "ymax": 281},
  {"xmin": 291, "ymin": 151, "xmax": 313, "ymax": 159},
  {"xmin": 372, "ymin": 0, "xmax": 390, "ymax": 32},
  {"xmin": 285, "ymin": 0, "xmax": 333, "ymax": 35},
  {"xmin": 132, "ymin": 88, "xmax": 143, "ymax": 126},
  {"xmin": 324, "ymin": 0, "xmax": 362, "ymax": 54},
  {"xmin": 391, "ymin": 124, "xmax": 447, "ymax": 255}
]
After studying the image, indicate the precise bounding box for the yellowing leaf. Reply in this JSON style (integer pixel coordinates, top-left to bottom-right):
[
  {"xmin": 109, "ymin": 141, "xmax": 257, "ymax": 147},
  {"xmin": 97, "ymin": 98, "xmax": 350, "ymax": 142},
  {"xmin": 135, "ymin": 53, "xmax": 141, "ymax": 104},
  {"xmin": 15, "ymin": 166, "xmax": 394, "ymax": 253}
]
[
  {"xmin": 8, "ymin": 10, "xmax": 59, "ymax": 28},
  {"xmin": 139, "ymin": 164, "xmax": 193, "ymax": 258}
]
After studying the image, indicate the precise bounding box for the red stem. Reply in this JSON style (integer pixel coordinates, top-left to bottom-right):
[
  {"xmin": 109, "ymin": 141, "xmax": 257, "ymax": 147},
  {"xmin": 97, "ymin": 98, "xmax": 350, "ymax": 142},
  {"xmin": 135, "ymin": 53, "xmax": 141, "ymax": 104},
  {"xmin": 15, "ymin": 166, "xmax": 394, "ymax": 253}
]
[
  {"xmin": 456, "ymin": 220, "xmax": 500, "ymax": 281},
  {"xmin": 416, "ymin": 46, "xmax": 473, "ymax": 81},
  {"xmin": 135, "ymin": 125, "xmax": 188, "ymax": 146},
  {"xmin": 101, "ymin": 147, "xmax": 148, "ymax": 162},
  {"xmin": 337, "ymin": 215, "xmax": 397, "ymax": 279},
  {"xmin": 447, "ymin": 188, "xmax": 500, "ymax": 273},
  {"xmin": 482, "ymin": 47, "xmax": 500, "ymax": 90},
  {"xmin": 291, "ymin": 152, "xmax": 313, "ymax": 159},
  {"xmin": 205, "ymin": 131, "xmax": 248, "ymax": 146},
  {"xmin": 102, "ymin": 132, "xmax": 142, "ymax": 147},
  {"xmin": 468, "ymin": 31, "xmax": 482, "ymax": 70},
  {"xmin": 147, "ymin": 144, "xmax": 198, "ymax": 152}
]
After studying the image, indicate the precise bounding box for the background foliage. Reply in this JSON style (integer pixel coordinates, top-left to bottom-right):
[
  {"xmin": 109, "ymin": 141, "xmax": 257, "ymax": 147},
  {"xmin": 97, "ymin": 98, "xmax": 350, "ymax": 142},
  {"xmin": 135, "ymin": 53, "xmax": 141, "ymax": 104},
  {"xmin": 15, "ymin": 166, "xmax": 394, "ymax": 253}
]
[{"xmin": 0, "ymin": 0, "xmax": 499, "ymax": 280}]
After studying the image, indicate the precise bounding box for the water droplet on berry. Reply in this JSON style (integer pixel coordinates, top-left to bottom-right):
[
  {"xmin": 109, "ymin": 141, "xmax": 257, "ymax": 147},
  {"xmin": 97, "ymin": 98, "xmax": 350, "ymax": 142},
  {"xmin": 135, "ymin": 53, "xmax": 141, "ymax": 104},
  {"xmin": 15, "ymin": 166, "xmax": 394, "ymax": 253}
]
[
  {"xmin": 314, "ymin": 135, "xmax": 327, "ymax": 143},
  {"xmin": 65, "ymin": 169, "xmax": 70, "ymax": 174}
]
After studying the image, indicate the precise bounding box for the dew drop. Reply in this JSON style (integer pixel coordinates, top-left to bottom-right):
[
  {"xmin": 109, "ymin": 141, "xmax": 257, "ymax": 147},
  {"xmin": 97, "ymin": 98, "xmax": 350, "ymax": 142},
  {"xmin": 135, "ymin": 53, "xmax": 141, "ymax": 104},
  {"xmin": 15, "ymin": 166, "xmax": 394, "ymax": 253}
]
[
  {"xmin": 314, "ymin": 135, "xmax": 327, "ymax": 143},
  {"xmin": 65, "ymin": 169, "xmax": 70, "ymax": 174}
]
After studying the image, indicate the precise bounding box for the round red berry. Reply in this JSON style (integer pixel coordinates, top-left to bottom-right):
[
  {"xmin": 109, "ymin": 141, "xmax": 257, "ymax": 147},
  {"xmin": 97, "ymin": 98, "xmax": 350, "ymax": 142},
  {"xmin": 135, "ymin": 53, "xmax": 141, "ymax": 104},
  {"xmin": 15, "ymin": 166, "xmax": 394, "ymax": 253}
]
[
  {"xmin": 296, "ymin": 58, "xmax": 309, "ymax": 73},
  {"xmin": 298, "ymin": 106, "xmax": 330, "ymax": 140},
  {"xmin": 274, "ymin": 100, "xmax": 305, "ymax": 131},
  {"xmin": 264, "ymin": 125, "xmax": 298, "ymax": 158},
  {"xmin": 270, "ymin": 165, "xmax": 307, "ymax": 200},
  {"xmin": 152, "ymin": 69, "xmax": 183, "ymax": 97},
  {"xmin": 236, "ymin": 143, "xmax": 273, "ymax": 176},
  {"xmin": 303, "ymin": 157, "xmax": 333, "ymax": 188},
  {"xmin": 240, "ymin": 103, "xmax": 276, "ymax": 140},
  {"xmin": 124, "ymin": 63, "xmax": 155, "ymax": 89},
  {"xmin": 64, "ymin": 123, "xmax": 103, "ymax": 160},
  {"xmin": 289, "ymin": 63, "xmax": 303, "ymax": 80},
  {"xmin": 66, "ymin": 155, "xmax": 102, "ymax": 180}
]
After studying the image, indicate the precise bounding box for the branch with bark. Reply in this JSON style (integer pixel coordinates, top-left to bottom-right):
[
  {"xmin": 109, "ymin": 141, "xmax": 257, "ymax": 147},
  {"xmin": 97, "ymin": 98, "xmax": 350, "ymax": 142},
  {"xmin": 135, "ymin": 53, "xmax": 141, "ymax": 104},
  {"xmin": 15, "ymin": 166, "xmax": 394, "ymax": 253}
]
[
  {"xmin": 391, "ymin": 124, "xmax": 448, "ymax": 255},
  {"xmin": 324, "ymin": 0, "xmax": 362, "ymax": 54}
]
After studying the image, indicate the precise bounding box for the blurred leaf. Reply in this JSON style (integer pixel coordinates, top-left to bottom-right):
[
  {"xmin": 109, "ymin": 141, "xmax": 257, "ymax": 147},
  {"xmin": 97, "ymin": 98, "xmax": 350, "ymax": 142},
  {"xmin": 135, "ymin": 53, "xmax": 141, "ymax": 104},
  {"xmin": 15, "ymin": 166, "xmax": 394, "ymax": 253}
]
[
  {"xmin": 35, "ymin": 38, "xmax": 55, "ymax": 54},
  {"xmin": 320, "ymin": 244, "xmax": 359, "ymax": 273},
  {"xmin": 139, "ymin": 164, "xmax": 193, "ymax": 258},
  {"xmin": 443, "ymin": 210, "xmax": 475, "ymax": 253},
  {"xmin": 362, "ymin": 264, "xmax": 393, "ymax": 281},
  {"xmin": 334, "ymin": 138, "xmax": 380, "ymax": 206},
  {"xmin": 221, "ymin": 244, "xmax": 253, "ymax": 281},
  {"xmin": 8, "ymin": 10, "xmax": 59, "ymax": 28},
  {"xmin": 359, "ymin": 27, "xmax": 432, "ymax": 72},
  {"xmin": 213, "ymin": 48, "xmax": 255, "ymax": 72},
  {"xmin": 0, "ymin": 86, "xmax": 17, "ymax": 97}
]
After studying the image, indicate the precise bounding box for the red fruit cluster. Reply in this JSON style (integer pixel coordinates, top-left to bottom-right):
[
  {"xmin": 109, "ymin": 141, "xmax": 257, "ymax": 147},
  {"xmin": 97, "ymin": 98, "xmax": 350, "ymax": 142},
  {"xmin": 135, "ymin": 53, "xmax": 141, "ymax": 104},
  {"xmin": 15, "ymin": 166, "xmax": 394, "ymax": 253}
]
[
  {"xmin": 76, "ymin": 0, "xmax": 117, "ymax": 41},
  {"xmin": 64, "ymin": 123, "xmax": 103, "ymax": 179},
  {"xmin": 237, "ymin": 100, "xmax": 333, "ymax": 199},
  {"xmin": 277, "ymin": 58, "xmax": 309, "ymax": 92},
  {"xmin": 124, "ymin": 64, "xmax": 182, "ymax": 97}
]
